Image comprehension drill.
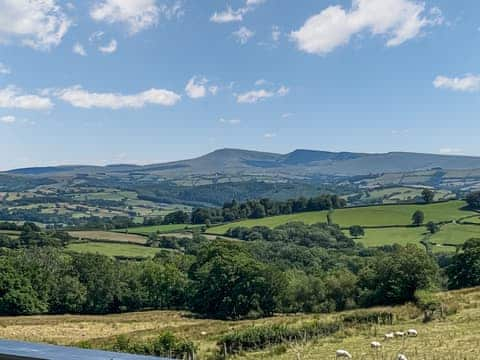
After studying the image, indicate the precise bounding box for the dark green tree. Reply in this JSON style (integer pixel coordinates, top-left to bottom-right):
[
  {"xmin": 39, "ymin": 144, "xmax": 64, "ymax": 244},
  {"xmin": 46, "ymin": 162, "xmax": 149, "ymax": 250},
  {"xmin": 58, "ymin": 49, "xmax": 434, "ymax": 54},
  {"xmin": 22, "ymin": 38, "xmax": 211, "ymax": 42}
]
[
  {"xmin": 412, "ymin": 210, "xmax": 425, "ymax": 226},
  {"xmin": 422, "ymin": 189, "xmax": 435, "ymax": 203},
  {"xmin": 349, "ymin": 225, "xmax": 365, "ymax": 238},
  {"xmin": 447, "ymin": 239, "xmax": 480, "ymax": 289},
  {"xmin": 466, "ymin": 192, "xmax": 480, "ymax": 210}
]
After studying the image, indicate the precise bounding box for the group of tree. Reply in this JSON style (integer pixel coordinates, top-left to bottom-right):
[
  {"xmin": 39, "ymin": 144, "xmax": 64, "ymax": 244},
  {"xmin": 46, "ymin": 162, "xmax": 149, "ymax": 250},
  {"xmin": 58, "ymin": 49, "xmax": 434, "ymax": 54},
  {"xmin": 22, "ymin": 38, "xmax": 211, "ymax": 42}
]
[{"xmin": 191, "ymin": 195, "xmax": 346, "ymax": 225}]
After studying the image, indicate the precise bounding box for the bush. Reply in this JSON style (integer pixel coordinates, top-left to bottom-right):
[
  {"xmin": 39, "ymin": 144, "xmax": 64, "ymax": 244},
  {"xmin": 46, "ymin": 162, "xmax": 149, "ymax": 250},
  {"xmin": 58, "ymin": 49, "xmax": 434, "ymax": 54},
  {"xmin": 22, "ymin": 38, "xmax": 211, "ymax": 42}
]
[{"xmin": 218, "ymin": 320, "xmax": 342, "ymax": 355}]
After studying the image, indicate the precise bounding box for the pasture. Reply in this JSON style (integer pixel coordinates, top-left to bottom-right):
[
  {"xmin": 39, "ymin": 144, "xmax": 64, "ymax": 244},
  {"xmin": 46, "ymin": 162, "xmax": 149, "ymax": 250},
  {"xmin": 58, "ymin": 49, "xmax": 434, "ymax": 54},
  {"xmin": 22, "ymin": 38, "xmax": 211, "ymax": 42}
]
[
  {"xmin": 114, "ymin": 224, "xmax": 202, "ymax": 235},
  {"xmin": 68, "ymin": 231, "xmax": 147, "ymax": 245},
  {"xmin": 66, "ymin": 242, "xmax": 160, "ymax": 258},
  {"xmin": 208, "ymin": 201, "xmax": 476, "ymax": 235},
  {"xmin": 0, "ymin": 287, "xmax": 478, "ymax": 360}
]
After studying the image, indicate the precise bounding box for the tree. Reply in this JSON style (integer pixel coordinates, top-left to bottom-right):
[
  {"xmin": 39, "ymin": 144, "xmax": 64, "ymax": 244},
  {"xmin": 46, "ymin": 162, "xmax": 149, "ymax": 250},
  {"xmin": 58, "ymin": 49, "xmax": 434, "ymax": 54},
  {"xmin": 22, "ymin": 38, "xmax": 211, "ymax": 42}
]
[
  {"xmin": 190, "ymin": 243, "xmax": 285, "ymax": 319},
  {"xmin": 422, "ymin": 189, "xmax": 435, "ymax": 204},
  {"xmin": 466, "ymin": 192, "xmax": 480, "ymax": 210},
  {"xmin": 359, "ymin": 244, "xmax": 439, "ymax": 306},
  {"xmin": 412, "ymin": 210, "xmax": 425, "ymax": 226},
  {"xmin": 349, "ymin": 225, "xmax": 365, "ymax": 238},
  {"xmin": 426, "ymin": 221, "xmax": 440, "ymax": 234},
  {"xmin": 447, "ymin": 239, "xmax": 480, "ymax": 289}
]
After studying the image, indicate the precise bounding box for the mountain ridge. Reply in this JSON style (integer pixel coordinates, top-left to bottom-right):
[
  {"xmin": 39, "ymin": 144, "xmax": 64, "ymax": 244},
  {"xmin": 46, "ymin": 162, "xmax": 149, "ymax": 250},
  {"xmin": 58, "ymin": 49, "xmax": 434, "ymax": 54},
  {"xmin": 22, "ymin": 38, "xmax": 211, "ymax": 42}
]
[{"xmin": 5, "ymin": 148, "xmax": 480, "ymax": 177}]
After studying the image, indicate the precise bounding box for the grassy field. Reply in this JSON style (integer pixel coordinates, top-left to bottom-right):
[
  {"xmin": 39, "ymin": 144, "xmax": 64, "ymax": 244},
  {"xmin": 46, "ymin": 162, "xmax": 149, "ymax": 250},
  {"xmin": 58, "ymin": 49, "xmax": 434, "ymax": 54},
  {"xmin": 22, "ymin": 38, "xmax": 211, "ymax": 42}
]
[
  {"xmin": 208, "ymin": 201, "xmax": 476, "ymax": 235},
  {"xmin": 68, "ymin": 231, "xmax": 147, "ymax": 245},
  {"xmin": 431, "ymin": 224, "xmax": 480, "ymax": 245},
  {"xmin": 66, "ymin": 242, "xmax": 160, "ymax": 258},
  {"xmin": 352, "ymin": 227, "xmax": 428, "ymax": 248},
  {"xmin": 0, "ymin": 287, "xmax": 479, "ymax": 359},
  {"xmin": 114, "ymin": 224, "xmax": 202, "ymax": 235}
]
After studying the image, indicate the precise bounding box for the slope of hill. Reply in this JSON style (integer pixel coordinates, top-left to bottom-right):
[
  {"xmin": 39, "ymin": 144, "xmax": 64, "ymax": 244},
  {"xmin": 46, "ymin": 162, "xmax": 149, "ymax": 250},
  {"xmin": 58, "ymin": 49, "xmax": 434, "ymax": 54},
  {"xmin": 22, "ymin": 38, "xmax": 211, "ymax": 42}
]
[{"xmin": 7, "ymin": 148, "xmax": 480, "ymax": 178}]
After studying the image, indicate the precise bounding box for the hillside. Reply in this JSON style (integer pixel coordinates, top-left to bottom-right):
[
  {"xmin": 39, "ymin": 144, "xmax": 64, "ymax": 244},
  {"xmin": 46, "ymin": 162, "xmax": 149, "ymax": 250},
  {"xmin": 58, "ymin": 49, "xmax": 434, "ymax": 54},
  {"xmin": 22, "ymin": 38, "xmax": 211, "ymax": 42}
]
[
  {"xmin": 0, "ymin": 287, "xmax": 478, "ymax": 359},
  {"xmin": 7, "ymin": 148, "xmax": 480, "ymax": 178}
]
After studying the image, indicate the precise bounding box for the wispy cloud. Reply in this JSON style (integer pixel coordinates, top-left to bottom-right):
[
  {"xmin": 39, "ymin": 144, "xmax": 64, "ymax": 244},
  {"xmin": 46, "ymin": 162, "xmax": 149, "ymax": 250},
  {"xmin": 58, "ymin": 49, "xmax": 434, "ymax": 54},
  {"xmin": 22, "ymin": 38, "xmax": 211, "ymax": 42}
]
[
  {"xmin": 210, "ymin": 0, "xmax": 266, "ymax": 23},
  {"xmin": 0, "ymin": 86, "xmax": 53, "ymax": 110},
  {"xmin": 237, "ymin": 85, "xmax": 289, "ymax": 104},
  {"xmin": 219, "ymin": 118, "xmax": 241, "ymax": 125},
  {"xmin": 233, "ymin": 27, "xmax": 255, "ymax": 44},
  {"xmin": 433, "ymin": 74, "xmax": 480, "ymax": 92},
  {"xmin": 185, "ymin": 76, "xmax": 218, "ymax": 99},
  {"xmin": 73, "ymin": 43, "xmax": 87, "ymax": 56},
  {"xmin": 0, "ymin": 115, "xmax": 16, "ymax": 123},
  {"xmin": 56, "ymin": 86, "xmax": 181, "ymax": 109},
  {"xmin": 99, "ymin": 39, "xmax": 118, "ymax": 54}
]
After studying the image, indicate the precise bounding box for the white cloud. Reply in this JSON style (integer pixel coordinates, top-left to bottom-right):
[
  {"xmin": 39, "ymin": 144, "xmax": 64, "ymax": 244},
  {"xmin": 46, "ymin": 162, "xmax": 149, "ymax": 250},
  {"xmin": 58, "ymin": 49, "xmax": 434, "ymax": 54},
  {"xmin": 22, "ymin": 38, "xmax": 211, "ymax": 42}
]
[
  {"xmin": 255, "ymin": 79, "xmax": 268, "ymax": 86},
  {"xmin": 237, "ymin": 85, "xmax": 289, "ymax": 104},
  {"xmin": 277, "ymin": 86, "xmax": 290, "ymax": 96},
  {"xmin": 246, "ymin": 0, "xmax": 266, "ymax": 5},
  {"xmin": 219, "ymin": 118, "xmax": 241, "ymax": 125},
  {"xmin": 291, "ymin": 0, "xmax": 443, "ymax": 56},
  {"xmin": 73, "ymin": 43, "xmax": 87, "ymax": 56},
  {"xmin": 185, "ymin": 77, "xmax": 218, "ymax": 99},
  {"xmin": 91, "ymin": 0, "xmax": 160, "ymax": 34},
  {"xmin": 282, "ymin": 113, "xmax": 293, "ymax": 118},
  {"xmin": 99, "ymin": 39, "xmax": 118, "ymax": 54},
  {"xmin": 0, "ymin": 86, "xmax": 53, "ymax": 110},
  {"xmin": 0, "ymin": 115, "xmax": 16, "ymax": 123},
  {"xmin": 185, "ymin": 77, "xmax": 207, "ymax": 99},
  {"xmin": 210, "ymin": 7, "xmax": 244, "ymax": 23},
  {"xmin": 0, "ymin": 0, "xmax": 71, "ymax": 50},
  {"xmin": 439, "ymin": 148, "xmax": 464, "ymax": 155},
  {"xmin": 89, "ymin": 31, "xmax": 105, "ymax": 42},
  {"xmin": 210, "ymin": 0, "xmax": 266, "ymax": 24},
  {"xmin": 433, "ymin": 74, "xmax": 480, "ymax": 92},
  {"xmin": 0, "ymin": 63, "xmax": 10, "ymax": 75},
  {"xmin": 272, "ymin": 25, "xmax": 281, "ymax": 42},
  {"xmin": 233, "ymin": 26, "xmax": 255, "ymax": 44},
  {"xmin": 209, "ymin": 85, "xmax": 219, "ymax": 95},
  {"xmin": 264, "ymin": 132, "xmax": 276, "ymax": 138},
  {"xmin": 237, "ymin": 89, "xmax": 274, "ymax": 104},
  {"xmin": 56, "ymin": 86, "xmax": 181, "ymax": 109}
]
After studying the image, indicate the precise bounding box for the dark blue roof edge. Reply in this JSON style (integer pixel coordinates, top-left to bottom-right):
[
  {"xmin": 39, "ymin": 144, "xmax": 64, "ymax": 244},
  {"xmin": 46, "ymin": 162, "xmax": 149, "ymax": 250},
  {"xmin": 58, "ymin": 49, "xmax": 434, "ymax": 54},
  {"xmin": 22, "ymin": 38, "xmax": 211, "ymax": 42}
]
[{"xmin": 0, "ymin": 339, "xmax": 170, "ymax": 360}]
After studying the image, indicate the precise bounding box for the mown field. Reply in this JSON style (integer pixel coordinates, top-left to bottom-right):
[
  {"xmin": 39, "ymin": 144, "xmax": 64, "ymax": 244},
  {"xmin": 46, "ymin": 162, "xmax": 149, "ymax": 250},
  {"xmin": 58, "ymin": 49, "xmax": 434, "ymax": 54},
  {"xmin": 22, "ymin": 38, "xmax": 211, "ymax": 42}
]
[
  {"xmin": 66, "ymin": 242, "xmax": 160, "ymax": 258},
  {"xmin": 68, "ymin": 231, "xmax": 147, "ymax": 244},
  {"xmin": 0, "ymin": 287, "xmax": 478, "ymax": 360},
  {"xmin": 113, "ymin": 224, "xmax": 202, "ymax": 235}
]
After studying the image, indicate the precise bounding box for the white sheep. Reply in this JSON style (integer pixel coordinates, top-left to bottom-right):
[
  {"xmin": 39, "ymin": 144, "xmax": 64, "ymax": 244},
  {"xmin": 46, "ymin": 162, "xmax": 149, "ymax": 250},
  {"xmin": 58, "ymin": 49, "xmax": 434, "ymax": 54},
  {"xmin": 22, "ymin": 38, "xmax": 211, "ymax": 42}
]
[
  {"xmin": 397, "ymin": 354, "xmax": 408, "ymax": 360},
  {"xmin": 384, "ymin": 332, "xmax": 394, "ymax": 340},
  {"xmin": 200, "ymin": 331, "xmax": 207, "ymax": 336},
  {"xmin": 407, "ymin": 329, "xmax": 418, "ymax": 337},
  {"xmin": 336, "ymin": 349, "xmax": 352, "ymax": 359},
  {"xmin": 370, "ymin": 341, "xmax": 382, "ymax": 349},
  {"xmin": 394, "ymin": 331, "xmax": 406, "ymax": 338}
]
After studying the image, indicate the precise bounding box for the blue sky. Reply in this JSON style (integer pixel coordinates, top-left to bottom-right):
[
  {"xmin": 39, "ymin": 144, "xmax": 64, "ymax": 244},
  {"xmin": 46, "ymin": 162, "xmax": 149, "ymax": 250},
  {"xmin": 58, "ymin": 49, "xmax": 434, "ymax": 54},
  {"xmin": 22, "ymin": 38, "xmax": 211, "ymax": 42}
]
[{"xmin": 0, "ymin": 0, "xmax": 479, "ymax": 170}]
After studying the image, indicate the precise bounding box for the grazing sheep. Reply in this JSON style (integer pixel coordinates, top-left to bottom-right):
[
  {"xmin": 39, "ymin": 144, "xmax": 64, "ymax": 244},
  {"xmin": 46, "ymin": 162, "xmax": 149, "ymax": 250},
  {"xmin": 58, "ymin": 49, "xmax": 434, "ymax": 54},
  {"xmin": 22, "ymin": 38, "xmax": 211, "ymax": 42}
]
[
  {"xmin": 397, "ymin": 354, "xmax": 408, "ymax": 360},
  {"xmin": 370, "ymin": 341, "xmax": 382, "ymax": 349},
  {"xmin": 200, "ymin": 331, "xmax": 207, "ymax": 336},
  {"xmin": 407, "ymin": 329, "xmax": 418, "ymax": 337},
  {"xmin": 384, "ymin": 332, "xmax": 395, "ymax": 340},
  {"xmin": 336, "ymin": 349, "xmax": 352, "ymax": 359},
  {"xmin": 394, "ymin": 331, "xmax": 406, "ymax": 338}
]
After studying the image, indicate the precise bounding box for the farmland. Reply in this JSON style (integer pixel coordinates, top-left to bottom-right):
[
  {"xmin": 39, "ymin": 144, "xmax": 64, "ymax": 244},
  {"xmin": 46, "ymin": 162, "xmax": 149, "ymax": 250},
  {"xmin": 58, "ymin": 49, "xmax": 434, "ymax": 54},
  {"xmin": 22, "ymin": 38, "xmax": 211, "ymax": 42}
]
[
  {"xmin": 208, "ymin": 200, "xmax": 477, "ymax": 233},
  {"xmin": 66, "ymin": 242, "xmax": 160, "ymax": 258},
  {"xmin": 0, "ymin": 287, "xmax": 478, "ymax": 359},
  {"xmin": 113, "ymin": 224, "xmax": 202, "ymax": 236}
]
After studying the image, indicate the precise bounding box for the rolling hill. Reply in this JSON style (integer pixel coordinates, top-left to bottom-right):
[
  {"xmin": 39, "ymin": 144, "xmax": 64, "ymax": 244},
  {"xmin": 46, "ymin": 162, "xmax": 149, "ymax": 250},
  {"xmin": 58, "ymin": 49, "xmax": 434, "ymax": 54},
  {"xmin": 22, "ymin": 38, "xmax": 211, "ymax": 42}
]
[{"xmin": 7, "ymin": 148, "xmax": 480, "ymax": 178}]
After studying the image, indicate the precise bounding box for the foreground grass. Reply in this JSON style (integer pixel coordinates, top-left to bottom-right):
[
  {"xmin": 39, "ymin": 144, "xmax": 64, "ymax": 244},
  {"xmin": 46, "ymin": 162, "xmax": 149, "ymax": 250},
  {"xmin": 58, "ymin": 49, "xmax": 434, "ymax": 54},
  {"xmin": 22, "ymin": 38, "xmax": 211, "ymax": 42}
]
[
  {"xmin": 66, "ymin": 242, "xmax": 160, "ymax": 258},
  {"xmin": 1, "ymin": 288, "xmax": 479, "ymax": 359}
]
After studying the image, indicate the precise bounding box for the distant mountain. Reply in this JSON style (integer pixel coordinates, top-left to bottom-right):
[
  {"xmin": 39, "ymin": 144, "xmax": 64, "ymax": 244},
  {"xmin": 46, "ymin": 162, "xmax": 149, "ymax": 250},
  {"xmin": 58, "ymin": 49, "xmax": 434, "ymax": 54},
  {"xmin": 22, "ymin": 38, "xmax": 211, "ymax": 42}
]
[{"xmin": 6, "ymin": 148, "xmax": 480, "ymax": 178}]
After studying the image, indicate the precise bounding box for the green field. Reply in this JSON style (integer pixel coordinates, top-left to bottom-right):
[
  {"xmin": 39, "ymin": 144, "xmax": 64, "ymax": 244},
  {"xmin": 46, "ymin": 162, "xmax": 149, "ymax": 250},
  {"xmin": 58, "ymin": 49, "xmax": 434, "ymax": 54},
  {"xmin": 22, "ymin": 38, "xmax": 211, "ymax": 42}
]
[
  {"xmin": 66, "ymin": 242, "xmax": 160, "ymax": 258},
  {"xmin": 431, "ymin": 224, "xmax": 480, "ymax": 245},
  {"xmin": 208, "ymin": 201, "xmax": 475, "ymax": 235},
  {"xmin": 114, "ymin": 224, "xmax": 202, "ymax": 235},
  {"xmin": 352, "ymin": 226, "xmax": 428, "ymax": 247}
]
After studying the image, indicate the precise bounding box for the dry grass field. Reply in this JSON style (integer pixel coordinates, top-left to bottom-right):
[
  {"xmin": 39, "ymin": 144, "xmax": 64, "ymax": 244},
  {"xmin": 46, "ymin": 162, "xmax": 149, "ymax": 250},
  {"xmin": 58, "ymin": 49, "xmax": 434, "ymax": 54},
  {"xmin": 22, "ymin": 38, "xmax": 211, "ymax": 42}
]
[
  {"xmin": 0, "ymin": 288, "xmax": 479, "ymax": 359},
  {"xmin": 68, "ymin": 231, "xmax": 147, "ymax": 245}
]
